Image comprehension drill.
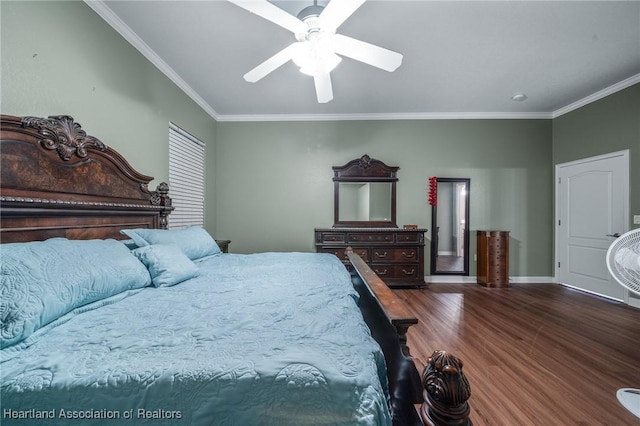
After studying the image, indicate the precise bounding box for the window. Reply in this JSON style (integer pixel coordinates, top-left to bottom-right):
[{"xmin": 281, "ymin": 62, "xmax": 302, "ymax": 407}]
[{"xmin": 168, "ymin": 123, "xmax": 205, "ymax": 229}]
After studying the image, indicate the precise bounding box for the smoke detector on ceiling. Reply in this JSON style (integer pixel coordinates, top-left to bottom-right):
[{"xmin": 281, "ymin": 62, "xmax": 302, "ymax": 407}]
[{"xmin": 511, "ymin": 93, "xmax": 528, "ymax": 102}]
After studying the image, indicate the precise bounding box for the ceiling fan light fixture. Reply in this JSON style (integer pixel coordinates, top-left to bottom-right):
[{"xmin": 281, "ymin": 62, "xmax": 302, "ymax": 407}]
[
  {"xmin": 292, "ymin": 34, "xmax": 342, "ymax": 76},
  {"xmin": 296, "ymin": 53, "xmax": 342, "ymax": 76}
]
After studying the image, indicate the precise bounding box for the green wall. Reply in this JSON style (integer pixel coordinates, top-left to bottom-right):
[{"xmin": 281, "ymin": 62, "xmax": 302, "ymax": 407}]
[
  {"xmin": 0, "ymin": 1, "xmax": 217, "ymax": 223},
  {"xmin": 553, "ymin": 83, "xmax": 640, "ymax": 227},
  {"xmin": 215, "ymin": 119, "xmax": 553, "ymax": 276},
  {"xmin": 7, "ymin": 1, "xmax": 635, "ymax": 279}
]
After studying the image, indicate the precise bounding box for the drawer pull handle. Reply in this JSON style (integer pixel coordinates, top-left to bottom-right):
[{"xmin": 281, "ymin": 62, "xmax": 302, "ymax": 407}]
[
  {"xmin": 402, "ymin": 251, "xmax": 415, "ymax": 258},
  {"xmin": 375, "ymin": 269, "xmax": 388, "ymax": 275},
  {"xmin": 375, "ymin": 251, "xmax": 388, "ymax": 258},
  {"xmin": 402, "ymin": 268, "xmax": 416, "ymax": 276}
]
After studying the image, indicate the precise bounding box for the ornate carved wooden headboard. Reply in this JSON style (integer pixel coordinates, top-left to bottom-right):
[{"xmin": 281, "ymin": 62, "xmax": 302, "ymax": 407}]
[{"xmin": 0, "ymin": 115, "xmax": 173, "ymax": 243}]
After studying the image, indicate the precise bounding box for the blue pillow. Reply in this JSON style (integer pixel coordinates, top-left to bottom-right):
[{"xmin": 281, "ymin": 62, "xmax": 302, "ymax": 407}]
[
  {"xmin": 0, "ymin": 238, "xmax": 152, "ymax": 349},
  {"xmin": 132, "ymin": 244, "xmax": 199, "ymax": 288},
  {"xmin": 121, "ymin": 226, "xmax": 222, "ymax": 260}
]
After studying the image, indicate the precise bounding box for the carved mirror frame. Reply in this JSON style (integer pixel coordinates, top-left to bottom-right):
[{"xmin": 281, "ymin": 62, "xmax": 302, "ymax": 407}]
[{"xmin": 333, "ymin": 154, "xmax": 398, "ymax": 228}]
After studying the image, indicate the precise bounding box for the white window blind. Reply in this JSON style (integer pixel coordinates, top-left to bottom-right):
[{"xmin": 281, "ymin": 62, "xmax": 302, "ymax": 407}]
[{"xmin": 168, "ymin": 123, "xmax": 205, "ymax": 229}]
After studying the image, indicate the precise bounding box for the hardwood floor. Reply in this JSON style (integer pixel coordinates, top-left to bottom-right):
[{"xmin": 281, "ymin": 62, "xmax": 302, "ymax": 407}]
[{"xmin": 394, "ymin": 283, "xmax": 640, "ymax": 425}]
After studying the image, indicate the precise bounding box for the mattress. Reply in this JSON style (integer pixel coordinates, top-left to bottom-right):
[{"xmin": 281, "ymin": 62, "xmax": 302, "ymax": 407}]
[{"xmin": 1, "ymin": 252, "xmax": 391, "ymax": 425}]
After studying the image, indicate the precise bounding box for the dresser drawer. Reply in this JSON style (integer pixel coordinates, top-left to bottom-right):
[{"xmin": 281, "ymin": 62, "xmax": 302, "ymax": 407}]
[
  {"xmin": 318, "ymin": 246, "xmax": 368, "ymax": 263},
  {"xmin": 395, "ymin": 232, "xmax": 422, "ymax": 243},
  {"xmin": 371, "ymin": 264, "xmax": 421, "ymax": 279},
  {"xmin": 370, "ymin": 264, "xmax": 394, "ymax": 279},
  {"xmin": 347, "ymin": 233, "xmax": 394, "ymax": 244},
  {"xmin": 395, "ymin": 265, "xmax": 420, "ymax": 279},
  {"xmin": 371, "ymin": 247, "xmax": 418, "ymax": 263},
  {"xmin": 320, "ymin": 233, "xmax": 346, "ymax": 243}
]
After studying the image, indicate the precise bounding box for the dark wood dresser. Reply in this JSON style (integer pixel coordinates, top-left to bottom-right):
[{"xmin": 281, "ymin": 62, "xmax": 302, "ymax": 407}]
[
  {"xmin": 315, "ymin": 227, "xmax": 427, "ymax": 288},
  {"xmin": 476, "ymin": 230, "xmax": 510, "ymax": 288}
]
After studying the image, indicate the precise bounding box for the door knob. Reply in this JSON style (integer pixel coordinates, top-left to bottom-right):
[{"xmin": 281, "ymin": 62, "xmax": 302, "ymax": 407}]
[{"xmin": 606, "ymin": 233, "xmax": 621, "ymax": 238}]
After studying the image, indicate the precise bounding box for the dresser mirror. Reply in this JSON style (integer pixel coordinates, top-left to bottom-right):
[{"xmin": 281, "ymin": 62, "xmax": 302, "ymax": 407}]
[
  {"xmin": 430, "ymin": 178, "xmax": 470, "ymax": 275},
  {"xmin": 338, "ymin": 182, "xmax": 392, "ymax": 222},
  {"xmin": 333, "ymin": 155, "xmax": 398, "ymax": 228}
]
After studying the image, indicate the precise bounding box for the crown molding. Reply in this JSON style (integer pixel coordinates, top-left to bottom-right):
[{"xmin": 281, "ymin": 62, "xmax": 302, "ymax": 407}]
[
  {"xmin": 83, "ymin": 0, "xmax": 221, "ymax": 121},
  {"xmin": 216, "ymin": 111, "xmax": 552, "ymax": 122},
  {"xmin": 551, "ymin": 73, "xmax": 640, "ymax": 118}
]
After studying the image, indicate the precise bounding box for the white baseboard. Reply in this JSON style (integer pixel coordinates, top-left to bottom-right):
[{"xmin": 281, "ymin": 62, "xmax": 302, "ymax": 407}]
[
  {"xmin": 628, "ymin": 296, "xmax": 640, "ymax": 309},
  {"xmin": 425, "ymin": 276, "xmax": 556, "ymax": 284},
  {"xmin": 425, "ymin": 276, "xmax": 477, "ymax": 283},
  {"xmin": 510, "ymin": 276, "xmax": 556, "ymax": 283}
]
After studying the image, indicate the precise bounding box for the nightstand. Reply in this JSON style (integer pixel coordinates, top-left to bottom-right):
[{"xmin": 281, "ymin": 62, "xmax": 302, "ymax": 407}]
[{"xmin": 215, "ymin": 239, "xmax": 231, "ymax": 253}]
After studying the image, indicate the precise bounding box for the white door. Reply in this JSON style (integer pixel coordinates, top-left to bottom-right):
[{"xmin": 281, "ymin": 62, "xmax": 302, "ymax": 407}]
[{"xmin": 556, "ymin": 150, "xmax": 629, "ymax": 300}]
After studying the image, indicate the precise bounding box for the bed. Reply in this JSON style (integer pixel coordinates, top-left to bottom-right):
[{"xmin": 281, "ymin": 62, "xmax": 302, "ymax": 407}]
[{"xmin": 0, "ymin": 115, "xmax": 470, "ymax": 426}]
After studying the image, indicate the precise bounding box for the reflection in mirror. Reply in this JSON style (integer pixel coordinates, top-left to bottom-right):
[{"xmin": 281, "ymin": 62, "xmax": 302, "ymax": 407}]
[
  {"xmin": 338, "ymin": 182, "xmax": 392, "ymax": 222},
  {"xmin": 431, "ymin": 178, "xmax": 470, "ymax": 275}
]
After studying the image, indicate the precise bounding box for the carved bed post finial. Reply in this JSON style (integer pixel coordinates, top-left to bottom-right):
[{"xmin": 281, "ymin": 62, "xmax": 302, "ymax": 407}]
[
  {"xmin": 148, "ymin": 182, "xmax": 173, "ymax": 229},
  {"xmin": 22, "ymin": 115, "xmax": 106, "ymax": 161},
  {"xmin": 421, "ymin": 350, "xmax": 472, "ymax": 426}
]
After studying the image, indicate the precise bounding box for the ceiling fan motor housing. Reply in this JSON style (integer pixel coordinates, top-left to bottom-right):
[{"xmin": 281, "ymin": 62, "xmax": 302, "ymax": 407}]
[
  {"xmin": 296, "ymin": 5, "xmax": 327, "ymax": 42},
  {"xmin": 297, "ymin": 4, "xmax": 325, "ymax": 21}
]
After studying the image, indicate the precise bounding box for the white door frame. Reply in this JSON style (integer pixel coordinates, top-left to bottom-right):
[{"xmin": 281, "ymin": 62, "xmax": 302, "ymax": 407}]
[{"xmin": 554, "ymin": 149, "xmax": 630, "ymax": 301}]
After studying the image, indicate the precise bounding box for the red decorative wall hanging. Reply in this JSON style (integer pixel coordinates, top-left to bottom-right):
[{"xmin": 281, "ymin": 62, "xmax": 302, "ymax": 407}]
[{"xmin": 428, "ymin": 176, "xmax": 438, "ymax": 206}]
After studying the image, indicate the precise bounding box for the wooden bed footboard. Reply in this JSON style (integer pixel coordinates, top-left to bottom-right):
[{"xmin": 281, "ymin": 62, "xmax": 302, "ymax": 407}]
[
  {"xmin": 347, "ymin": 249, "xmax": 473, "ymax": 426},
  {"xmin": 348, "ymin": 249, "xmax": 424, "ymax": 425}
]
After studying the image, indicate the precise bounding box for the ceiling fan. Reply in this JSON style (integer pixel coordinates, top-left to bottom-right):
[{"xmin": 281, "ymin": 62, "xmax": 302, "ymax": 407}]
[{"xmin": 228, "ymin": 0, "xmax": 403, "ymax": 103}]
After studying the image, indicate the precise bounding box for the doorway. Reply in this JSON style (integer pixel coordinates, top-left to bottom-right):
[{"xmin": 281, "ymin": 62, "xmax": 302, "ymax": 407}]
[
  {"xmin": 555, "ymin": 150, "xmax": 629, "ymax": 300},
  {"xmin": 431, "ymin": 178, "xmax": 470, "ymax": 275}
]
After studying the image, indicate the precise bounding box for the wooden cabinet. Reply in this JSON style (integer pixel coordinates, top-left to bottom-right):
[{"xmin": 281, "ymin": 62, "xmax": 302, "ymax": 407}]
[
  {"xmin": 476, "ymin": 231, "xmax": 509, "ymax": 288},
  {"xmin": 315, "ymin": 227, "xmax": 427, "ymax": 288}
]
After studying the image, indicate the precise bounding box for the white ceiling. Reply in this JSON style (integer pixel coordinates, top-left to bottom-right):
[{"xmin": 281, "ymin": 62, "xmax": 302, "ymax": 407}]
[{"xmin": 89, "ymin": 1, "xmax": 640, "ymax": 121}]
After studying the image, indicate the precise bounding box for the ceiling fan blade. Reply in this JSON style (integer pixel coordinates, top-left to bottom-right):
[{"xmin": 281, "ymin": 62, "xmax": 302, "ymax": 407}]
[
  {"xmin": 244, "ymin": 42, "xmax": 301, "ymax": 82},
  {"xmin": 319, "ymin": 0, "xmax": 367, "ymax": 33},
  {"xmin": 313, "ymin": 73, "xmax": 334, "ymax": 103},
  {"xmin": 332, "ymin": 34, "xmax": 403, "ymax": 72},
  {"xmin": 228, "ymin": 0, "xmax": 307, "ymax": 34}
]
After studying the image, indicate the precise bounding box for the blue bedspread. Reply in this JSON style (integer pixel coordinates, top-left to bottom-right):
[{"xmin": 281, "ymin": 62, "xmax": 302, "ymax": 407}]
[{"xmin": 1, "ymin": 252, "xmax": 391, "ymax": 425}]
